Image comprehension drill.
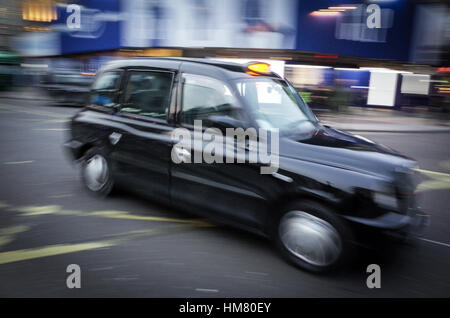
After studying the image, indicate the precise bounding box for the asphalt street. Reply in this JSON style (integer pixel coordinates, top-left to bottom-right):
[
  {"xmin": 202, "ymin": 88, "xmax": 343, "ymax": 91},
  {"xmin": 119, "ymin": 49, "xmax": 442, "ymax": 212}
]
[{"xmin": 0, "ymin": 98, "xmax": 449, "ymax": 297}]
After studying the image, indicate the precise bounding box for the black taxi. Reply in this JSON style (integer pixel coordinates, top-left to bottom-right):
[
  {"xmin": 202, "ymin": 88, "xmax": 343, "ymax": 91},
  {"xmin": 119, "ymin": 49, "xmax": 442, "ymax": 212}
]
[{"xmin": 64, "ymin": 58, "xmax": 427, "ymax": 273}]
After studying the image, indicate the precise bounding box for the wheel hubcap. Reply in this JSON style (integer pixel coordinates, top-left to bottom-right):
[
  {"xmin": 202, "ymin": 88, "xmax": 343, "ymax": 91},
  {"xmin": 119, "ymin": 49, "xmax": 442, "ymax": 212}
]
[
  {"xmin": 279, "ymin": 211, "xmax": 342, "ymax": 267},
  {"xmin": 84, "ymin": 154, "xmax": 108, "ymax": 191}
]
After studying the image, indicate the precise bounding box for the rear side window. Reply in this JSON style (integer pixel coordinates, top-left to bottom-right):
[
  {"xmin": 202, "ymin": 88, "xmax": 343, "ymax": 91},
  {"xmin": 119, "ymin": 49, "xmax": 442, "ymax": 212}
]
[
  {"xmin": 90, "ymin": 71, "xmax": 122, "ymax": 107},
  {"xmin": 180, "ymin": 74, "xmax": 242, "ymax": 126},
  {"xmin": 121, "ymin": 70, "xmax": 173, "ymax": 119}
]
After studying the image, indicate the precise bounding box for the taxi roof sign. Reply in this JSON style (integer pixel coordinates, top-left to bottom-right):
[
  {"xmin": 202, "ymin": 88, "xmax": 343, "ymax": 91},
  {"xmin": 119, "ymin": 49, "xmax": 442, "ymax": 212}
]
[{"xmin": 247, "ymin": 62, "xmax": 271, "ymax": 74}]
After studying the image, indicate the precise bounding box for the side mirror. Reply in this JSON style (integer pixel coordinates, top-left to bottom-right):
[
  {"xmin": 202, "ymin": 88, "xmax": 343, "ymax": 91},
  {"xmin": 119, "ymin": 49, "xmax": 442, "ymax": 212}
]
[{"xmin": 207, "ymin": 115, "xmax": 247, "ymax": 131}]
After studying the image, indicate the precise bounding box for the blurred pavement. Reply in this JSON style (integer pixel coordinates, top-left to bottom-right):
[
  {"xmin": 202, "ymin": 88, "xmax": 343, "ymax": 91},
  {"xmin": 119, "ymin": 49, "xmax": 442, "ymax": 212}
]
[
  {"xmin": 0, "ymin": 86, "xmax": 53, "ymax": 102},
  {"xmin": 316, "ymin": 107, "xmax": 450, "ymax": 133}
]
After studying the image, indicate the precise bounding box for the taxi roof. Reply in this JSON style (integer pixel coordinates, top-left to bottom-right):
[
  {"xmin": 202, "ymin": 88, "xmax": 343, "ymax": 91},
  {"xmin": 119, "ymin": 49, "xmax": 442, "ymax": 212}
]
[{"xmin": 100, "ymin": 57, "xmax": 281, "ymax": 81}]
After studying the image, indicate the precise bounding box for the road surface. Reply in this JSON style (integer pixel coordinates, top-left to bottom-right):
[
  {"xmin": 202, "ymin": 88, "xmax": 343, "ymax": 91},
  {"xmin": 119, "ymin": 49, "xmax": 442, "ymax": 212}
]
[{"xmin": 0, "ymin": 99, "xmax": 449, "ymax": 297}]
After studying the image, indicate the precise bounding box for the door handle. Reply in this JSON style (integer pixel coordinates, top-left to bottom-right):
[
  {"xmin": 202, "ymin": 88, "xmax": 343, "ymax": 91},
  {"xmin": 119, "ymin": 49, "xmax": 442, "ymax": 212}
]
[
  {"xmin": 174, "ymin": 147, "xmax": 191, "ymax": 163},
  {"xmin": 109, "ymin": 132, "xmax": 122, "ymax": 145}
]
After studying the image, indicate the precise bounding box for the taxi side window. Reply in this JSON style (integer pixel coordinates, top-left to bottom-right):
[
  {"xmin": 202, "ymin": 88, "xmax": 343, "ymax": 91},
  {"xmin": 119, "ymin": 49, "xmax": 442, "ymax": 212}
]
[
  {"xmin": 122, "ymin": 70, "xmax": 173, "ymax": 119},
  {"xmin": 90, "ymin": 71, "xmax": 122, "ymax": 107},
  {"xmin": 181, "ymin": 74, "xmax": 242, "ymax": 126}
]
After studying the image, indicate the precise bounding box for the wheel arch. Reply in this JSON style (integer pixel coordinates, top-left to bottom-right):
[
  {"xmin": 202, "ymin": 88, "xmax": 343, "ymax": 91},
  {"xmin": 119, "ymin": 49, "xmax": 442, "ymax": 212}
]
[
  {"xmin": 75, "ymin": 138, "xmax": 110, "ymax": 161},
  {"xmin": 263, "ymin": 190, "xmax": 342, "ymax": 238}
]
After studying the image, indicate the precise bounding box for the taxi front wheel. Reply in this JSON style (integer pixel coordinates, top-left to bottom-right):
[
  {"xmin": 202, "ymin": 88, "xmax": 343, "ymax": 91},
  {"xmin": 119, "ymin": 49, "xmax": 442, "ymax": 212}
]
[
  {"xmin": 274, "ymin": 200, "xmax": 354, "ymax": 273},
  {"xmin": 80, "ymin": 147, "xmax": 114, "ymax": 197}
]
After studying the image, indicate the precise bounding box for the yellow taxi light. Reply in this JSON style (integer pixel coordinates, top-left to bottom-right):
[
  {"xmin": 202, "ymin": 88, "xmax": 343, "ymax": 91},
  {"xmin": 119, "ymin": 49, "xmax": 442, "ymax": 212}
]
[{"xmin": 248, "ymin": 62, "xmax": 271, "ymax": 74}]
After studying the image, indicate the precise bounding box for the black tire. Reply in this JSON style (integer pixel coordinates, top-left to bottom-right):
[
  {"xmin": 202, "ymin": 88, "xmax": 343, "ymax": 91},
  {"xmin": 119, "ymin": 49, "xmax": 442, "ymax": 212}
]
[
  {"xmin": 274, "ymin": 200, "xmax": 354, "ymax": 273},
  {"xmin": 80, "ymin": 147, "xmax": 114, "ymax": 197}
]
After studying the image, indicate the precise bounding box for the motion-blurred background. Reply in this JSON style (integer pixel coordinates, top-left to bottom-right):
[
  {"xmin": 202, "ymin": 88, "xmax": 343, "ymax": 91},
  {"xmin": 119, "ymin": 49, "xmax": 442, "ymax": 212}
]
[
  {"xmin": 0, "ymin": 0, "xmax": 449, "ymax": 114},
  {"xmin": 0, "ymin": 0, "xmax": 449, "ymax": 297}
]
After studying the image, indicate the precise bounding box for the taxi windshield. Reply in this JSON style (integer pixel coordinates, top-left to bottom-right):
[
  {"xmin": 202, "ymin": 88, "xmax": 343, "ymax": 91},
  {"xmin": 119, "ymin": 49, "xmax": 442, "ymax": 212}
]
[{"xmin": 234, "ymin": 77, "xmax": 318, "ymax": 134}]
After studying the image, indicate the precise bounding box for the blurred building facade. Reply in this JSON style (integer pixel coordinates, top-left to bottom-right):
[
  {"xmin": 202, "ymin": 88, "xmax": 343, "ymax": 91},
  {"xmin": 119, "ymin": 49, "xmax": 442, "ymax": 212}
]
[
  {"xmin": 8, "ymin": 0, "xmax": 448, "ymax": 65},
  {"xmin": 0, "ymin": 0, "xmax": 22, "ymax": 51},
  {"xmin": 3, "ymin": 0, "xmax": 449, "ymax": 111}
]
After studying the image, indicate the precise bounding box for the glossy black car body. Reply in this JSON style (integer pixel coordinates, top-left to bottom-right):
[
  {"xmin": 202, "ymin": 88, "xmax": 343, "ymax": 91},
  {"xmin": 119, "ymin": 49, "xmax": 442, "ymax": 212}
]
[{"xmin": 65, "ymin": 58, "xmax": 427, "ymax": 272}]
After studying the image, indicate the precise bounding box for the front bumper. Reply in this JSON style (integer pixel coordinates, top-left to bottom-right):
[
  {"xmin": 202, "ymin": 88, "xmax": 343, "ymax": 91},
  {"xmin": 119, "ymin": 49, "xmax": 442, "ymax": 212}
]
[{"xmin": 344, "ymin": 209, "xmax": 429, "ymax": 236}]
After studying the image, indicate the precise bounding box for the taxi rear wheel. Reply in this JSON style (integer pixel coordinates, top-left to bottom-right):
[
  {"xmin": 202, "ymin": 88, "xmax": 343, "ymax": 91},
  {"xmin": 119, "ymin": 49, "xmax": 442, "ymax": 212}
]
[
  {"xmin": 80, "ymin": 147, "xmax": 114, "ymax": 197},
  {"xmin": 274, "ymin": 200, "xmax": 353, "ymax": 273}
]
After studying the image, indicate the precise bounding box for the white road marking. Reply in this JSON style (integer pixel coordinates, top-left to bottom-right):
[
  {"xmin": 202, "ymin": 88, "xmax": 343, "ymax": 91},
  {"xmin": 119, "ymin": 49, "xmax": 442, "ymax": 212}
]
[
  {"xmin": 41, "ymin": 119, "xmax": 70, "ymax": 123},
  {"xmin": 3, "ymin": 160, "xmax": 34, "ymax": 165},
  {"xmin": 33, "ymin": 128, "xmax": 69, "ymax": 131},
  {"xmin": 195, "ymin": 288, "xmax": 219, "ymax": 293},
  {"xmin": 418, "ymin": 237, "xmax": 450, "ymax": 248},
  {"xmin": 48, "ymin": 194, "xmax": 73, "ymax": 199},
  {"xmin": 245, "ymin": 271, "xmax": 269, "ymax": 276},
  {"xmin": 89, "ymin": 266, "xmax": 114, "ymax": 272},
  {"xmin": 111, "ymin": 276, "xmax": 139, "ymax": 281}
]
